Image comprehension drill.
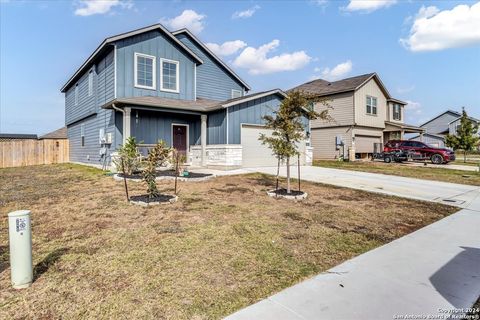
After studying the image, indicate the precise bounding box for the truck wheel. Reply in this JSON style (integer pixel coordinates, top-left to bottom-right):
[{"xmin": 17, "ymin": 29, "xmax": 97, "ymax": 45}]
[
  {"xmin": 431, "ymin": 154, "xmax": 444, "ymax": 164},
  {"xmin": 384, "ymin": 156, "xmax": 392, "ymax": 163}
]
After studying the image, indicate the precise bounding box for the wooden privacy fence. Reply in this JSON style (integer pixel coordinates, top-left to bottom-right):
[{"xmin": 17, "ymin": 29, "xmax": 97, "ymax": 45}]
[{"xmin": 0, "ymin": 139, "xmax": 69, "ymax": 168}]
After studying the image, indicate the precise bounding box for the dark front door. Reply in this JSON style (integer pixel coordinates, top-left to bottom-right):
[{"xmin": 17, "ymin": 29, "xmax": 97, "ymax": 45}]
[{"xmin": 172, "ymin": 125, "xmax": 187, "ymax": 155}]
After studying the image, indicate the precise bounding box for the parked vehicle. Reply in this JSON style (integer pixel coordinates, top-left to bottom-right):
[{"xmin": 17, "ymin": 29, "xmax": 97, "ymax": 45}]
[{"xmin": 384, "ymin": 140, "xmax": 455, "ymax": 164}]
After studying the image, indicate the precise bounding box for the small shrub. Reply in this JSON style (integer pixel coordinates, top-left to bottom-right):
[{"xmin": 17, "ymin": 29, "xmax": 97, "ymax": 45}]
[
  {"xmin": 113, "ymin": 137, "xmax": 141, "ymax": 175},
  {"xmin": 143, "ymin": 140, "xmax": 171, "ymax": 198}
]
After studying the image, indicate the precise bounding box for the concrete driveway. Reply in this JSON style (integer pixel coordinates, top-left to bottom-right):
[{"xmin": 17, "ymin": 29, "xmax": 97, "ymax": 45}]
[{"xmin": 222, "ymin": 165, "xmax": 480, "ymax": 320}]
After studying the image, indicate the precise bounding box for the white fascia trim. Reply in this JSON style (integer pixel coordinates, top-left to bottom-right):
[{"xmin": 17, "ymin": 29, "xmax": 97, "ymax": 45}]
[
  {"xmin": 114, "ymin": 44, "xmax": 117, "ymax": 99},
  {"xmin": 134, "ymin": 52, "xmax": 156, "ymax": 90},
  {"xmin": 160, "ymin": 58, "xmax": 180, "ymax": 93},
  {"xmin": 222, "ymin": 89, "xmax": 287, "ymax": 108}
]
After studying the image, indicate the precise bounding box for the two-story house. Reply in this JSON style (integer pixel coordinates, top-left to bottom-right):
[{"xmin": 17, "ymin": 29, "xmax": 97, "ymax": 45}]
[
  {"xmin": 61, "ymin": 24, "xmax": 310, "ymax": 169},
  {"xmin": 410, "ymin": 110, "xmax": 480, "ymax": 148},
  {"xmin": 291, "ymin": 73, "xmax": 424, "ymax": 160}
]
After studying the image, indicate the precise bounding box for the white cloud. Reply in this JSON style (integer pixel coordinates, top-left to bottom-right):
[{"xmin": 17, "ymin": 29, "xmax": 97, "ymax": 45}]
[
  {"xmin": 233, "ymin": 40, "xmax": 311, "ymax": 75},
  {"xmin": 160, "ymin": 10, "xmax": 206, "ymax": 35},
  {"xmin": 344, "ymin": 0, "xmax": 396, "ymax": 13},
  {"xmin": 405, "ymin": 100, "xmax": 422, "ymax": 114},
  {"xmin": 206, "ymin": 40, "xmax": 247, "ymax": 57},
  {"xmin": 74, "ymin": 0, "xmax": 133, "ymax": 16},
  {"xmin": 315, "ymin": 60, "xmax": 353, "ymax": 81},
  {"xmin": 232, "ymin": 5, "xmax": 260, "ymax": 19},
  {"xmin": 400, "ymin": 2, "xmax": 480, "ymax": 52}
]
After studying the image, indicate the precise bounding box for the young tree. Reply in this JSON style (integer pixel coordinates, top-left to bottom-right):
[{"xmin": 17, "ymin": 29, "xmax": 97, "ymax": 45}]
[
  {"xmin": 445, "ymin": 109, "xmax": 479, "ymax": 163},
  {"xmin": 259, "ymin": 90, "xmax": 331, "ymax": 193},
  {"xmin": 113, "ymin": 137, "xmax": 141, "ymax": 175},
  {"xmin": 142, "ymin": 140, "xmax": 171, "ymax": 198},
  {"xmin": 171, "ymin": 148, "xmax": 187, "ymax": 195}
]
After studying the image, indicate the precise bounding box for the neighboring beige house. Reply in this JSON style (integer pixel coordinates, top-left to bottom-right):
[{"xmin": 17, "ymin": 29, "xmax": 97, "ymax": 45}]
[{"xmin": 292, "ymin": 73, "xmax": 424, "ymax": 160}]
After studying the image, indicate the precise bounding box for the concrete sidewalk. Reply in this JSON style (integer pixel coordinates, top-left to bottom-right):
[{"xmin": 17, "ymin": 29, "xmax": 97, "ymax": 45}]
[{"xmin": 221, "ymin": 166, "xmax": 480, "ymax": 320}]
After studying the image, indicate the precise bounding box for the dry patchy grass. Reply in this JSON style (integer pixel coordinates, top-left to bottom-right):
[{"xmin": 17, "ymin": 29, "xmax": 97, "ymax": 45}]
[
  {"xmin": 0, "ymin": 164, "xmax": 457, "ymax": 319},
  {"xmin": 314, "ymin": 160, "xmax": 480, "ymax": 186}
]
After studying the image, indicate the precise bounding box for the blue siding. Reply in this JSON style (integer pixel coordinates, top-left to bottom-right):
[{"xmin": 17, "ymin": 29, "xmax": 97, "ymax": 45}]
[
  {"xmin": 115, "ymin": 30, "xmax": 196, "ymax": 100},
  {"xmin": 227, "ymin": 95, "xmax": 282, "ymax": 144},
  {"xmin": 130, "ymin": 109, "xmax": 201, "ymax": 146},
  {"xmin": 96, "ymin": 49, "xmax": 115, "ymax": 109},
  {"xmin": 175, "ymin": 33, "xmax": 246, "ymax": 101},
  {"xmin": 67, "ymin": 115, "xmax": 101, "ymax": 163},
  {"xmin": 207, "ymin": 109, "xmax": 226, "ymax": 144},
  {"xmin": 227, "ymin": 94, "xmax": 308, "ymax": 144}
]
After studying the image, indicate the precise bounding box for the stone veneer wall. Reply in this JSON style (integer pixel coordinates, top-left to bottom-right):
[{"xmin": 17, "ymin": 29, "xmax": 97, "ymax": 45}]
[{"xmin": 190, "ymin": 145, "xmax": 243, "ymax": 167}]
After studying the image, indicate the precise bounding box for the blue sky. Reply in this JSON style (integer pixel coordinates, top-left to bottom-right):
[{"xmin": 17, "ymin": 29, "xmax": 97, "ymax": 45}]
[{"xmin": 1, "ymin": 0, "xmax": 479, "ymax": 134}]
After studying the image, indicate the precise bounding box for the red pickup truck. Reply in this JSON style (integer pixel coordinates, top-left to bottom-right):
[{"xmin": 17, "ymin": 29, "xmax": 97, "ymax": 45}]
[{"xmin": 384, "ymin": 140, "xmax": 456, "ymax": 164}]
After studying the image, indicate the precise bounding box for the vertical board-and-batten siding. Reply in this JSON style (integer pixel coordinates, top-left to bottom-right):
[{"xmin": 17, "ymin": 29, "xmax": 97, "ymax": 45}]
[
  {"xmin": 311, "ymin": 92, "xmax": 354, "ymax": 128},
  {"xmin": 354, "ymin": 78, "xmax": 387, "ymax": 129},
  {"xmin": 207, "ymin": 109, "xmax": 227, "ymax": 144},
  {"xmin": 130, "ymin": 110, "xmax": 201, "ymax": 146},
  {"xmin": 115, "ymin": 30, "xmax": 196, "ymax": 100},
  {"xmin": 175, "ymin": 33, "xmax": 246, "ymax": 101}
]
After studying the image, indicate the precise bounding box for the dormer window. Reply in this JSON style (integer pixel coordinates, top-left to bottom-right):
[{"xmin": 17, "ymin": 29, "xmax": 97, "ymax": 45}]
[
  {"xmin": 393, "ymin": 104, "xmax": 401, "ymax": 120},
  {"xmin": 134, "ymin": 53, "xmax": 156, "ymax": 90},
  {"xmin": 160, "ymin": 58, "xmax": 179, "ymax": 93}
]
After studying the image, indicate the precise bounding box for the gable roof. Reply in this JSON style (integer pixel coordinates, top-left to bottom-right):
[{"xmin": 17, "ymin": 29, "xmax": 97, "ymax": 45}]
[
  {"xmin": 171, "ymin": 28, "xmax": 251, "ymax": 91},
  {"xmin": 102, "ymin": 89, "xmax": 286, "ymax": 113},
  {"xmin": 39, "ymin": 127, "xmax": 67, "ymax": 139},
  {"xmin": 290, "ymin": 73, "xmax": 381, "ymax": 96},
  {"xmin": 61, "ymin": 24, "xmax": 204, "ymax": 93},
  {"xmin": 419, "ymin": 110, "xmax": 461, "ymax": 127}
]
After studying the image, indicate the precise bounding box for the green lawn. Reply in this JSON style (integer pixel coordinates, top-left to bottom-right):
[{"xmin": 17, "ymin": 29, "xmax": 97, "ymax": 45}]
[{"xmin": 313, "ymin": 160, "xmax": 480, "ymax": 186}]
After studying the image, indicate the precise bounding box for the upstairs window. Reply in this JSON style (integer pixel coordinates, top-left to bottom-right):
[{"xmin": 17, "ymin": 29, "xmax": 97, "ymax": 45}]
[
  {"xmin": 88, "ymin": 70, "xmax": 93, "ymax": 96},
  {"xmin": 231, "ymin": 89, "xmax": 242, "ymax": 99},
  {"xmin": 366, "ymin": 96, "xmax": 377, "ymax": 115},
  {"xmin": 160, "ymin": 58, "xmax": 179, "ymax": 93},
  {"xmin": 75, "ymin": 84, "xmax": 79, "ymax": 105},
  {"xmin": 134, "ymin": 53, "xmax": 156, "ymax": 90},
  {"xmin": 393, "ymin": 104, "xmax": 401, "ymax": 120}
]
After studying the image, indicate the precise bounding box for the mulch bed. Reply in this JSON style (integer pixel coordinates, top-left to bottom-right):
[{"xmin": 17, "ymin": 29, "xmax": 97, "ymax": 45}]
[
  {"xmin": 129, "ymin": 194, "xmax": 177, "ymax": 203},
  {"xmin": 270, "ymin": 189, "xmax": 305, "ymax": 196}
]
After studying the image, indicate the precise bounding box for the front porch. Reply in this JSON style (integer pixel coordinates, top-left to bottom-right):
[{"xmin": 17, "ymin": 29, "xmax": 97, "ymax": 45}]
[{"xmin": 383, "ymin": 121, "xmax": 425, "ymax": 143}]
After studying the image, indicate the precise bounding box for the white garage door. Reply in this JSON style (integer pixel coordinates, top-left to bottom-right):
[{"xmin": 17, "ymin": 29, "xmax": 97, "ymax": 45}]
[
  {"xmin": 355, "ymin": 135, "xmax": 381, "ymax": 153},
  {"xmin": 241, "ymin": 125, "xmax": 306, "ymax": 167}
]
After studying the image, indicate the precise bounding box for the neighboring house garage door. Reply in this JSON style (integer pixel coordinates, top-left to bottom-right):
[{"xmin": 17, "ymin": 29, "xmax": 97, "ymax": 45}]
[
  {"xmin": 241, "ymin": 124, "xmax": 305, "ymax": 167},
  {"xmin": 355, "ymin": 135, "xmax": 381, "ymax": 153}
]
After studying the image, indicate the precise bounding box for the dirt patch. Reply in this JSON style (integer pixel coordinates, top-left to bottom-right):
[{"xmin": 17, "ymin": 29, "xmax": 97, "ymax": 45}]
[{"xmin": 0, "ymin": 164, "xmax": 457, "ymax": 319}]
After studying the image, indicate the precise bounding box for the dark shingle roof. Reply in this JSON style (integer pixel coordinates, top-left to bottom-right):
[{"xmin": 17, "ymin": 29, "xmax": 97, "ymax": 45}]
[
  {"xmin": 290, "ymin": 73, "xmax": 375, "ymax": 96},
  {"xmin": 39, "ymin": 127, "xmax": 67, "ymax": 139},
  {"xmin": 102, "ymin": 89, "xmax": 287, "ymax": 112}
]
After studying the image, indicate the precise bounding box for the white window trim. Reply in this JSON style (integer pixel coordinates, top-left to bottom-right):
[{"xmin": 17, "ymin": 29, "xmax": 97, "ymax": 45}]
[
  {"xmin": 160, "ymin": 58, "xmax": 180, "ymax": 93},
  {"xmin": 393, "ymin": 104, "xmax": 401, "ymax": 121},
  {"xmin": 88, "ymin": 70, "xmax": 94, "ymax": 97},
  {"xmin": 231, "ymin": 89, "xmax": 242, "ymax": 99},
  {"xmin": 134, "ymin": 52, "xmax": 156, "ymax": 90},
  {"xmin": 366, "ymin": 95, "xmax": 377, "ymax": 116}
]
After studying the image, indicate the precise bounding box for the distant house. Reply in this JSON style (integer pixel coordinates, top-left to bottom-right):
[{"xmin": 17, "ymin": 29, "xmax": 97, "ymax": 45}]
[
  {"xmin": 410, "ymin": 110, "xmax": 480, "ymax": 148},
  {"xmin": 39, "ymin": 127, "xmax": 67, "ymax": 140},
  {"xmin": 291, "ymin": 73, "xmax": 424, "ymax": 160},
  {"xmin": 61, "ymin": 24, "xmax": 310, "ymax": 168},
  {"xmin": 0, "ymin": 134, "xmax": 38, "ymax": 141}
]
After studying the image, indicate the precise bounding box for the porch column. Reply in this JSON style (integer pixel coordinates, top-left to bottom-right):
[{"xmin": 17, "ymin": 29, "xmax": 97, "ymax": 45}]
[
  {"xmin": 400, "ymin": 130, "xmax": 404, "ymax": 140},
  {"xmin": 201, "ymin": 114, "xmax": 207, "ymax": 166},
  {"xmin": 124, "ymin": 107, "xmax": 131, "ymax": 144},
  {"xmin": 420, "ymin": 132, "xmax": 424, "ymax": 142}
]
